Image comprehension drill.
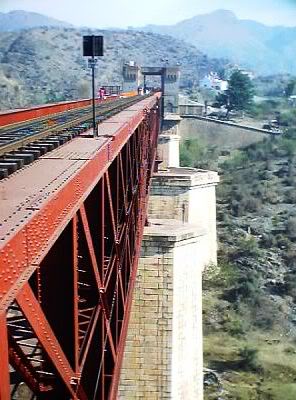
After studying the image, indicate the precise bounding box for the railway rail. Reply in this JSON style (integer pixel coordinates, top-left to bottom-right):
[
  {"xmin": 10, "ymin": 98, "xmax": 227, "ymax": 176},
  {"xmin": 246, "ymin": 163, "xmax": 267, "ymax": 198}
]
[{"xmin": 0, "ymin": 95, "xmax": 146, "ymax": 179}]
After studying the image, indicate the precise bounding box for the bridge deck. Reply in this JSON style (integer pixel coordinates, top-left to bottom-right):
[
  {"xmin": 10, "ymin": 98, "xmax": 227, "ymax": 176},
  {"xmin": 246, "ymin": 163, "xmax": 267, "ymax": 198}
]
[
  {"xmin": 0, "ymin": 97, "xmax": 117, "ymax": 127},
  {"xmin": 0, "ymin": 94, "xmax": 160, "ymax": 399},
  {"xmin": 0, "ymin": 98, "xmax": 153, "ymax": 241},
  {"xmin": 0, "ymin": 95, "xmax": 157, "ymax": 309}
]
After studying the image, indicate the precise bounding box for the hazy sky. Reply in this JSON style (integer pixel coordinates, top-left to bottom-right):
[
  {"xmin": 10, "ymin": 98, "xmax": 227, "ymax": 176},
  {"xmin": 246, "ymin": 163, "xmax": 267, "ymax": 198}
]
[{"xmin": 1, "ymin": 0, "xmax": 296, "ymax": 28}]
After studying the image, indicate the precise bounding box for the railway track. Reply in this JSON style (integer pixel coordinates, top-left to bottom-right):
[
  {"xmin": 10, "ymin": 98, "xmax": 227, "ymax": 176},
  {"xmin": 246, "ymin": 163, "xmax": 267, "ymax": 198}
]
[{"xmin": 0, "ymin": 95, "xmax": 146, "ymax": 179}]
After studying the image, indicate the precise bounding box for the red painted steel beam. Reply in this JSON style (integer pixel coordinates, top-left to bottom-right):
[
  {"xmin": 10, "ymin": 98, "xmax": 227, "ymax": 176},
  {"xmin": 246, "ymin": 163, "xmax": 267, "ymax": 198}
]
[
  {"xmin": 8, "ymin": 334, "xmax": 49, "ymax": 393},
  {"xmin": 73, "ymin": 215, "xmax": 80, "ymax": 375},
  {"xmin": 79, "ymin": 205, "xmax": 109, "ymax": 316},
  {"xmin": 0, "ymin": 96, "xmax": 118, "ymax": 128},
  {"xmin": 16, "ymin": 284, "xmax": 79, "ymax": 397}
]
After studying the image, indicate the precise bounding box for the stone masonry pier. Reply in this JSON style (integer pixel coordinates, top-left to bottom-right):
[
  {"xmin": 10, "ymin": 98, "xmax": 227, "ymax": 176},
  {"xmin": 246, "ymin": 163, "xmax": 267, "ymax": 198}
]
[
  {"xmin": 119, "ymin": 220, "xmax": 205, "ymax": 399},
  {"xmin": 119, "ymin": 168, "xmax": 219, "ymax": 399},
  {"xmin": 149, "ymin": 168, "xmax": 219, "ymax": 266}
]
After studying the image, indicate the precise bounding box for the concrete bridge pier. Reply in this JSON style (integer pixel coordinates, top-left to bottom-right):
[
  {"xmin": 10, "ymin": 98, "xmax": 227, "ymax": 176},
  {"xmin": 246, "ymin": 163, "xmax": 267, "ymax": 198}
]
[
  {"xmin": 149, "ymin": 168, "xmax": 219, "ymax": 267},
  {"xmin": 119, "ymin": 168, "xmax": 219, "ymax": 399},
  {"xmin": 157, "ymin": 114, "xmax": 182, "ymax": 169},
  {"xmin": 119, "ymin": 220, "xmax": 205, "ymax": 399},
  {"xmin": 157, "ymin": 134, "xmax": 181, "ymax": 168}
]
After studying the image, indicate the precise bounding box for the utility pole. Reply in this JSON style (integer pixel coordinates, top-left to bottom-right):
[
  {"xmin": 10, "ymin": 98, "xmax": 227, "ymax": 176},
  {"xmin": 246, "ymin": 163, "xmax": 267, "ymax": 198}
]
[
  {"xmin": 90, "ymin": 56, "xmax": 97, "ymax": 137},
  {"xmin": 161, "ymin": 67, "xmax": 166, "ymax": 129},
  {"xmin": 83, "ymin": 35, "xmax": 104, "ymax": 137},
  {"xmin": 160, "ymin": 58, "xmax": 169, "ymax": 129},
  {"xmin": 143, "ymin": 74, "xmax": 146, "ymax": 93}
]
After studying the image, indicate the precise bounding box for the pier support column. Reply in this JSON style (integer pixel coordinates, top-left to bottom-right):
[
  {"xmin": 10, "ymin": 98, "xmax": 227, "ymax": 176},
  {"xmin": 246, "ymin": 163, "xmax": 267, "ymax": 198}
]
[
  {"xmin": 158, "ymin": 114, "xmax": 182, "ymax": 169},
  {"xmin": 157, "ymin": 134, "xmax": 181, "ymax": 168},
  {"xmin": 148, "ymin": 168, "xmax": 219, "ymax": 267},
  {"xmin": 119, "ymin": 220, "xmax": 205, "ymax": 399}
]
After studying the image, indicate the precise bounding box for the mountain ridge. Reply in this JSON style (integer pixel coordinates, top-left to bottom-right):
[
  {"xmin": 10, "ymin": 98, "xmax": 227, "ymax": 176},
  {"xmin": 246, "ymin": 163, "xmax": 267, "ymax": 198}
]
[
  {"xmin": 2, "ymin": 9, "xmax": 296, "ymax": 75},
  {"xmin": 138, "ymin": 9, "xmax": 296, "ymax": 75},
  {"xmin": 0, "ymin": 10, "xmax": 73, "ymax": 31},
  {"xmin": 0, "ymin": 26, "xmax": 227, "ymax": 110}
]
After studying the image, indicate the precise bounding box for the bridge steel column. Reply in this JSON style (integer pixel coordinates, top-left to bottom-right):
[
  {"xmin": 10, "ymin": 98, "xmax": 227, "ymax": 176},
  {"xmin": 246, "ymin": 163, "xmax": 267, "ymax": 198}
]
[{"xmin": 0, "ymin": 95, "xmax": 160, "ymax": 399}]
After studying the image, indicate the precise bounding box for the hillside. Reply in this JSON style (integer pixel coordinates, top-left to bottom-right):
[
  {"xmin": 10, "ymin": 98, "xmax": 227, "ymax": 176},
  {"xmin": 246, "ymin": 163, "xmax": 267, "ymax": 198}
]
[
  {"xmin": 205, "ymin": 136, "xmax": 296, "ymax": 399},
  {"xmin": 0, "ymin": 26, "xmax": 226, "ymax": 110},
  {"xmin": 0, "ymin": 10, "xmax": 72, "ymax": 31},
  {"xmin": 181, "ymin": 109, "xmax": 296, "ymax": 399},
  {"xmin": 139, "ymin": 9, "xmax": 296, "ymax": 75}
]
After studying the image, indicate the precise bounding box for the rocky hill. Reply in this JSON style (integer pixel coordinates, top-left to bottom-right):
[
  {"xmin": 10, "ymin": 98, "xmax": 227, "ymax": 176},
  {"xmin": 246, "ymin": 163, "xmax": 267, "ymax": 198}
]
[
  {"xmin": 139, "ymin": 9, "xmax": 296, "ymax": 75},
  {"xmin": 0, "ymin": 26, "xmax": 226, "ymax": 110},
  {"xmin": 181, "ymin": 109, "xmax": 296, "ymax": 399},
  {"xmin": 205, "ymin": 136, "xmax": 296, "ymax": 399},
  {"xmin": 0, "ymin": 10, "xmax": 72, "ymax": 32}
]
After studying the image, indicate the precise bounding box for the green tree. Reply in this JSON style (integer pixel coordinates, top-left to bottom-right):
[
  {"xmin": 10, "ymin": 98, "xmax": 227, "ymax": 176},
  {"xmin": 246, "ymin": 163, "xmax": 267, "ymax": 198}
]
[
  {"xmin": 285, "ymin": 79, "xmax": 296, "ymax": 97},
  {"xmin": 216, "ymin": 70, "xmax": 254, "ymax": 116},
  {"xmin": 180, "ymin": 138, "xmax": 217, "ymax": 169},
  {"xmin": 239, "ymin": 346, "xmax": 260, "ymax": 371}
]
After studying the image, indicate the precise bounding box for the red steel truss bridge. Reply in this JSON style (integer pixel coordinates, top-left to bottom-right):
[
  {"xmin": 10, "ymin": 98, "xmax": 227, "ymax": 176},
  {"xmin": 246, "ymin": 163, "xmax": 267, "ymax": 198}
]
[{"xmin": 0, "ymin": 93, "xmax": 161, "ymax": 399}]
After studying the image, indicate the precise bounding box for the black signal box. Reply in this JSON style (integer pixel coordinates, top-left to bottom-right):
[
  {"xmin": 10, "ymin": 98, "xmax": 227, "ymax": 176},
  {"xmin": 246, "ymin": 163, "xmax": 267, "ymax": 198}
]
[{"xmin": 83, "ymin": 35, "xmax": 104, "ymax": 57}]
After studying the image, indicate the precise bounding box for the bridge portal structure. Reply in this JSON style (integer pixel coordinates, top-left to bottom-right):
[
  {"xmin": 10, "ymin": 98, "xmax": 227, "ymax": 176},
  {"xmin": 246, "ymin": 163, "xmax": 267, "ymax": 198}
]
[
  {"xmin": 122, "ymin": 64, "xmax": 180, "ymax": 117},
  {"xmin": 0, "ymin": 94, "xmax": 160, "ymax": 399}
]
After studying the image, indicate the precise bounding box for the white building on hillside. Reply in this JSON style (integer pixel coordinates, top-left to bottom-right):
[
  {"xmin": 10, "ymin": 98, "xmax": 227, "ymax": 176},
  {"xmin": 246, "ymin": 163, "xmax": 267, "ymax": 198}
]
[
  {"xmin": 225, "ymin": 66, "xmax": 255, "ymax": 80},
  {"xmin": 199, "ymin": 72, "xmax": 228, "ymax": 92}
]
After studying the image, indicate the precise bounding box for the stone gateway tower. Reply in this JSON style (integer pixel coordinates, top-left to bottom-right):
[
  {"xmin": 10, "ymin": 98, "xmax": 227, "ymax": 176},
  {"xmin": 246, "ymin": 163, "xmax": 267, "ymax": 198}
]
[
  {"xmin": 163, "ymin": 67, "xmax": 180, "ymax": 114},
  {"xmin": 122, "ymin": 63, "xmax": 140, "ymax": 92},
  {"xmin": 122, "ymin": 64, "xmax": 180, "ymax": 115}
]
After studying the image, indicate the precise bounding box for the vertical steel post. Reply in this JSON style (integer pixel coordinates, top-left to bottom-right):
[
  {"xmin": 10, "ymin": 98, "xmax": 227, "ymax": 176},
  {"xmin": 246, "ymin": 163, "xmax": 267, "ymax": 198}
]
[
  {"xmin": 143, "ymin": 74, "xmax": 146, "ymax": 93},
  {"xmin": 161, "ymin": 67, "xmax": 165, "ymax": 130},
  {"xmin": 73, "ymin": 215, "xmax": 80, "ymax": 374},
  {"xmin": 0, "ymin": 314, "xmax": 10, "ymax": 400},
  {"xmin": 92, "ymin": 56, "xmax": 96, "ymax": 137}
]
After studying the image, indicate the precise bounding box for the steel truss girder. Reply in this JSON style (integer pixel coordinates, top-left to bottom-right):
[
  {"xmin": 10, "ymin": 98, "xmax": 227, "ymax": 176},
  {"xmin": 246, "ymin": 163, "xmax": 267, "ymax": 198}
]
[{"xmin": 0, "ymin": 96, "xmax": 160, "ymax": 399}]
